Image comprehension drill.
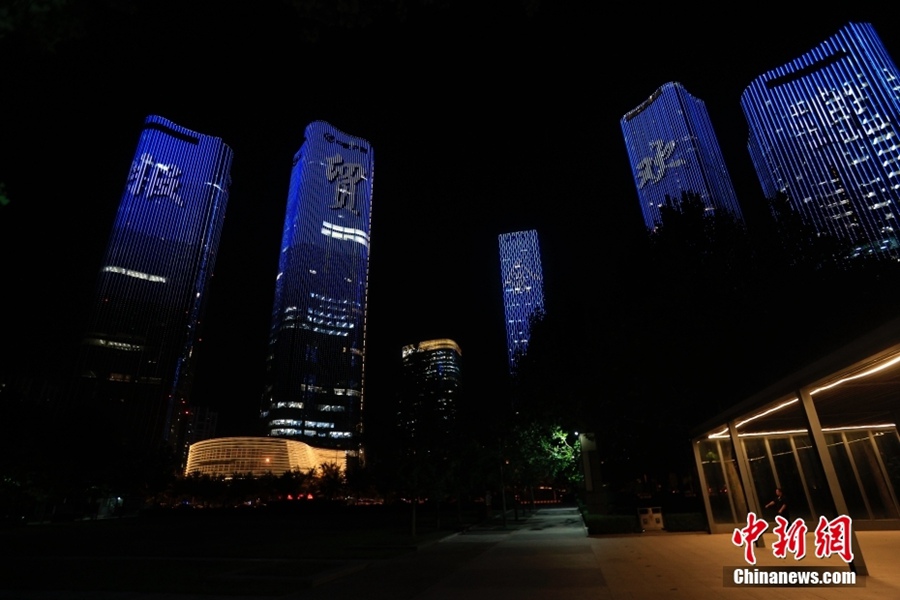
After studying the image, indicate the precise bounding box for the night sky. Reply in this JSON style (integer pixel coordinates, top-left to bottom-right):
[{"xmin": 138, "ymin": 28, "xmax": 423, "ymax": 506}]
[{"xmin": 1, "ymin": 2, "xmax": 895, "ymax": 438}]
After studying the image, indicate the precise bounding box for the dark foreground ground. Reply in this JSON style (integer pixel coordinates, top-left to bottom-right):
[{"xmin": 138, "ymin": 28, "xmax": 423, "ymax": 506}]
[
  {"xmin": 0, "ymin": 502, "xmax": 471, "ymax": 596},
  {"xmin": 4, "ymin": 506, "xmax": 900, "ymax": 600}
]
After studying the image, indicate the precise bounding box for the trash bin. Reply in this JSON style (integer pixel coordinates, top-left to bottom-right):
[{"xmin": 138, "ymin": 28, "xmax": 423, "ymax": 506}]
[{"xmin": 638, "ymin": 506, "xmax": 664, "ymax": 531}]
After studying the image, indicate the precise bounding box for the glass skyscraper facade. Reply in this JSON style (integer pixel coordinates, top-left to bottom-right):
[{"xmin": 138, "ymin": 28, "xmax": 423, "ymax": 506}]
[
  {"xmin": 261, "ymin": 121, "xmax": 374, "ymax": 458},
  {"xmin": 398, "ymin": 339, "xmax": 461, "ymax": 446},
  {"xmin": 498, "ymin": 229, "xmax": 545, "ymax": 373},
  {"xmin": 742, "ymin": 22, "xmax": 900, "ymax": 258},
  {"xmin": 75, "ymin": 115, "xmax": 233, "ymax": 453},
  {"xmin": 621, "ymin": 81, "xmax": 744, "ymax": 231}
]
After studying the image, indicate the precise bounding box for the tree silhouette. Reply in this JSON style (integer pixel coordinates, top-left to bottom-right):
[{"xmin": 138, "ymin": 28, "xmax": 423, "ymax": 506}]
[{"xmin": 316, "ymin": 462, "xmax": 347, "ymax": 502}]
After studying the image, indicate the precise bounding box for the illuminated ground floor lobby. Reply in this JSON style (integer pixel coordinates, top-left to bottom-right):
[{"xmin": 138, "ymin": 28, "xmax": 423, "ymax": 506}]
[{"xmin": 691, "ymin": 316, "xmax": 900, "ymax": 575}]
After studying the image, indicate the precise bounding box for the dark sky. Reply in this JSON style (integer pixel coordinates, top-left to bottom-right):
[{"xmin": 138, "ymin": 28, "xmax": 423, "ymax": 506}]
[{"xmin": 1, "ymin": 2, "xmax": 895, "ymax": 436}]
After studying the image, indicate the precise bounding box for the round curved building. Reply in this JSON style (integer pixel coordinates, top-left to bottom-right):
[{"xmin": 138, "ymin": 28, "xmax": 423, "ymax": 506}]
[{"xmin": 184, "ymin": 436, "xmax": 347, "ymax": 478}]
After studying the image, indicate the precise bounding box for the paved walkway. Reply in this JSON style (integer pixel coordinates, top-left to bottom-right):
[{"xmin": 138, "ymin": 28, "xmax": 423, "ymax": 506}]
[
  {"xmin": 398, "ymin": 507, "xmax": 900, "ymax": 600},
  {"xmin": 3, "ymin": 507, "xmax": 899, "ymax": 599},
  {"xmin": 297, "ymin": 506, "xmax": 900, "ymax": 600}
]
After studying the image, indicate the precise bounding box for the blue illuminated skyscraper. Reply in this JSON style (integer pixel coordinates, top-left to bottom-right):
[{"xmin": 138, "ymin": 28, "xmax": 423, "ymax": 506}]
[
  {"xmin": 742, "ymin": 22, "xmax": 900, "ymax": 258},
  {"xmin": 621, "ymin": 82, "xmax": 744, "ymax": 231},
  {"xmin": 261, "ymin": 121, "xmax": 374, "ymax": 459},
  {"xmin": 498, "ymin": 229, "xmax": 545, "ymax": 373},
  {"xmin": 76, "ymin": 115, "xmax": 233, "ymax": 453}
]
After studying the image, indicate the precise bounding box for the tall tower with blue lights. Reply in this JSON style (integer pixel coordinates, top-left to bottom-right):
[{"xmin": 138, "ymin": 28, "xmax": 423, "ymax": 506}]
[
  {"xmin": 261, "ymin": 121, "xmax": 374, "ymax": 462},
  {"xmin": 498, "ymin": 229, "xmax": 545, "ymax": 373},
  {"xmin": 75, "ymin": 115, "xmax": 233, "ymax": 455},
  {"xmin": 621, "ymin": 82, "xmax": 744, "ymax": 231},
  {"xmin": 742, "ymin": 22, "xmax": 900, "ymax": 259}
]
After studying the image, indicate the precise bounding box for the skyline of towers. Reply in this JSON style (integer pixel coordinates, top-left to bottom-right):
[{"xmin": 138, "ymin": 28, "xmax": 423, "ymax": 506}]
[
  {"xmin": 621, "ymin": 81, "xmax": 744, "ymax": 231},
  {"xmin": 59, "ymin": 21, "xmax": 900, "ymax": 465},
  {"xmin": 498, "ymin": 229, "xmax": 545, "ymax": 373},
  {"xmin": 741, "ymin": 22, "xmax": 900, "ymax": 258},
  {"xmin": 260, "ymin": 121, "xmax": 374, "ymax": 460},
  {"xmin": 74, "ymin": 115, "xmax": 233, "ymax": 455},
  {"xmin": 397, "ymin": 339, "xmax": 461, "ymax": 447}
]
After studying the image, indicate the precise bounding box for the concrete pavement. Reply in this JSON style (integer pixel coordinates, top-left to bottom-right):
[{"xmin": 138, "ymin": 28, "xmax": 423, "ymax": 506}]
[{"xmin": 404, "ymin": 507, "xmax": 900, "ymax": 600}]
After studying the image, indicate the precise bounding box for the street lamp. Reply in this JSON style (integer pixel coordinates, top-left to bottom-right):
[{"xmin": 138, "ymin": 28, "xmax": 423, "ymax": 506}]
[{"xmin": 499, "ymin": 440, "xmax": 508, "ymax": 529}]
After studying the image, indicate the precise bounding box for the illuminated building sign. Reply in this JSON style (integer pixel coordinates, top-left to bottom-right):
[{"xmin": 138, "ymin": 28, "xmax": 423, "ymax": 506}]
[
  {"xmin": 128, "ymin": 153, "xmax": 184, "ymax": 206},
  {"xmin": 326, "ymin": 154, "xmax": 365, "ymax": 214},
  {"xmin": 636, "ymin": 140, "xmax": 685, "ymax": 188}
]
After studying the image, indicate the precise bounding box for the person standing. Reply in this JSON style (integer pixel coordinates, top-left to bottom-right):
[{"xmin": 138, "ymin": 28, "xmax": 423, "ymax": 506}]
[{"xmin": 765, "ymin": 487, "xmax": 791, "ymax": 523}]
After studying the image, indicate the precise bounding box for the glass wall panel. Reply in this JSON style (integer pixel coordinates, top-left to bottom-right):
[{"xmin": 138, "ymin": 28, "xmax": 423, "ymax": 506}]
[
  {"xmin": 793, "ymin": 433, "xmax": 836, "ymax": 520},
  {"xmin": 699, "ymin": 438, "xmax": 746, "ymax": 524},
  {"xmin": 846, "ymin": 430, "xmax": 899, "ymax": 519},
  {"xmin": 769, "ymin": 436, "xmax": 812, "ymax": 522},
  {"xmin": 874, "ymin": 429, "xmax": 900, "ymax": 503},
  {"xmin": 826, "ymin": 432, "xmax": 869, "ymax": 519},
  {"xmin": 743, "ymin": 437, "xmax": 776, "ymax": 516},
  {"xmin": 723, "ymin": 439, "xmax": 749, "ymax": 520}
]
